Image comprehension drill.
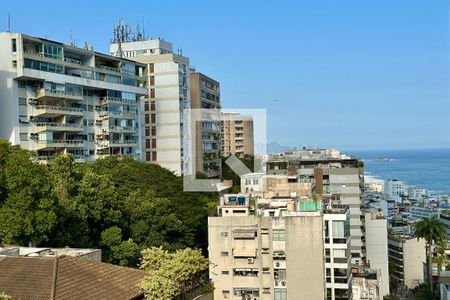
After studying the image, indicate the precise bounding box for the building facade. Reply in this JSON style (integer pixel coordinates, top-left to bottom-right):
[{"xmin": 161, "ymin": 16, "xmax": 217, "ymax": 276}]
[
  {"xmin": 190, "ymin": 71, "xmax": 221, "ymax": 178},
  {"xmin": 267, "ymin": 149, "xmax": 365, "ymax": 265},
  {"xmin": 364, "ymin": 212, "xmax": 390, "ymax": 297},
  {"xmin": 388, "ymin": 235, "xmax": 426, "ymax": 289},
  {"xmin": 0, "ymin": 32, "xmax": 147, "ymax": 161},
  {"xmin": 221, "ymin": 112, "xmax": 254, "ymax": 157},
  {"xmin": 110, "ymin": 38, "xmax": 190, "ymax": 175},
  {"xmin": 208, "ymin": 194, "xmax": 353, "ymax": 300}
]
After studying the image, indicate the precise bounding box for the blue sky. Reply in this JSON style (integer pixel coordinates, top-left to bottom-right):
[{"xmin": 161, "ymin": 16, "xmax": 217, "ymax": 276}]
[{"xmin": 3, "ymin": 0, "xmax": 449, "ymax": 150}]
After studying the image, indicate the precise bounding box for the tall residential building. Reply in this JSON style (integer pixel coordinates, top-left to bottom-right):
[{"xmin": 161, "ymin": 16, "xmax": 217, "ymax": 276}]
[
  {"xmin": 110, "ymin": 38, "xmax": 190, "ymax": 175},
  {"xmin": 208, "ymin": 194, "xmax": 353, "ymax": 300},
  {"xmin": 267, "ymin": 149, "xmax": 365, "ymax": 265},
  {"xmin": 221, "ymin": 112, "xmax": 254, "ymax": 157},
  {"xmin": 364, "ymin": 212, "xmax": 390, "ymax": 297},
  {"xmin": 388, "ymin": 235, "xmax": 426, "ymax": 289},
  {"xmin": 190, "ymin": 71, "xmax": 221, "ymax": 178},
  {"xmin": 0, "ymin": 32, "xmax": 147, "ymax": 162}
]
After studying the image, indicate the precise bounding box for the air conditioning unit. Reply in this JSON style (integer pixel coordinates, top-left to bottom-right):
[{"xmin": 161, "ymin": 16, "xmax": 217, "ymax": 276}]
[
  {"xmin": 275, "ymin": 262, "xmax": 280, "ymax": 267},
  {"xmin": 28, "ymin": 98, "xmax": 37, "ymax": 104},
  {"xmin": 281, "ymin": 281, "xmax": 286, "ymax": 286},
  {"xmin": 247, "ymin": 258, "xmax": 254, "ymax": 264}
]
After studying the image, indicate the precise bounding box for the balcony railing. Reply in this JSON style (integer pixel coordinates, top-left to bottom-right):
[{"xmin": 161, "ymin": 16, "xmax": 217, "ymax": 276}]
[
  {"xmin": 36, "ymin": 122, "xmax": 83, "ymax": 131},
  {"xmin": 107, "ymin": 126, "xmax": 136, "ymax": 133},
  {"xmin": 100, "ymin": 97, "xmax": 137, "ymax": 105},
  {"xmin": 37, "ymin": 140, "xmax": 85, "ymax": 149},
  {"xmin": 98, "ymin": 65, "xmax": 121, "ymax": 73},
  {"xmin": 34, "ymin": 105, "xmax": 84, "ymax": 116}
]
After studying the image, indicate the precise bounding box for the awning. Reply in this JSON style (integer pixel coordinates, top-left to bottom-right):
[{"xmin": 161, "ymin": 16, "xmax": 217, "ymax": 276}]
[{"xmin": 233, "ymin": 248, "xmax": 257, "ymax": 258}]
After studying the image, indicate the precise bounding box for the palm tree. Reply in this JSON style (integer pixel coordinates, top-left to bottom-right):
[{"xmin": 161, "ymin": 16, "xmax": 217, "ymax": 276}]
[{"xmin": 414, "ymin": 216, "xmax": 447, "ymax": 292}]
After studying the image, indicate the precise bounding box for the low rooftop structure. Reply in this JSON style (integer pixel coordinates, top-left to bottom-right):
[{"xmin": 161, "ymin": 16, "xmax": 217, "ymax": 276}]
[
  {"xmin": 0, "ymin": 256, "xmax": 146, "ymax": 300},
  {"xmin": 0, "ymin": 245, "xmax": 101, "ymax": 262}
]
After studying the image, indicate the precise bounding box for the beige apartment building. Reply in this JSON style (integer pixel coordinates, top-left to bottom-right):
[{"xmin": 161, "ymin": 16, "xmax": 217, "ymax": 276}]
[
  {"xmin": 240, "ymin": 173, "xmax": 311, "ymax": 199},
  {"xmin": 221, "ymin": 112, "xmax": 254, "ymax": 157},
  {"xmin": 190, "ymin": 71, "xmax": 221, "ymax": 178},
  {"xmin": 0, "ymin": 32, "xmax": 147, "ymax": 162},
  {"xmin": 388, "ymin": 235, "xmax": 426, "ymax": 289},
  {"xmin": 110, "ymin": 38, "xmax": 191, "ymax": 175},
  {"xmin": 267, "ymin": 149, "xmax": 365, "ymax": 265},
  {"xmin": 208, "ymin": 194, "xmax": 353, "ymax": 300}
]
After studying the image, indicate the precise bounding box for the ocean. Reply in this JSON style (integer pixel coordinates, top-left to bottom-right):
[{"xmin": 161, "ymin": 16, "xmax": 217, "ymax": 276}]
[{"xmin": 347, "ymin": 148, "xmax": 450, "ymax": 196}]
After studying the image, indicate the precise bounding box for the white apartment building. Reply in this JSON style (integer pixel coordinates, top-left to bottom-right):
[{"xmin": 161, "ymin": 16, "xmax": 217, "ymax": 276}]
[
  {"xmin": 388, "ymin": 235, "xmax": 426, "ymax": 289},
  {"xmin": 0, "ymin": 32, "xmax": 147, "ymax": 161},
  {"xmin": 110, "ymin": 38, "xmax": 190, "ymax": 175},
  {"xmin": 407, "ymin": 187, "xmax": 428, "ymax": 200},
  {"xmin": 364, "ymin": 212, "xmax": 390, "ymax": 297},
  {"xmin": 208, "ymin": 194, "xmax": 353, "ymax": 300},
  {"xmin": 384, "ymin": 179, "xmax": 407, "ymax": 198}
]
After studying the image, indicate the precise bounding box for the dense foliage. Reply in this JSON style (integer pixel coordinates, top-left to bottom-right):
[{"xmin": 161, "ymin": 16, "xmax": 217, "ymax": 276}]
[
  {"xmin": 0, "ymin": 140, "xmax": 218, "ymax": 266},
  {"xmin": 139, "ymin": 247, "xmax": 209, "ymax": 299}
]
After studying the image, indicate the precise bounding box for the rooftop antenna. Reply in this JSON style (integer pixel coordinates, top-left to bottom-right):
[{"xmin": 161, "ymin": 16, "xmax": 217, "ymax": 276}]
[
  {"xmin": 142, "ymin": 17, "xmax": 145, "ymax": 39},
  {"xmin": 7, "ymin": 12, "xmax": 10, "ymax": 32}
]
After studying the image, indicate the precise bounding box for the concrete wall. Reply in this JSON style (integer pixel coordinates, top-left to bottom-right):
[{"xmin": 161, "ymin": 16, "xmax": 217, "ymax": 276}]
[
  {"xmin": 365, "ymin": 213, "xmax": 390, "ymax": 297},
  {"xmin": 285, "ymin": 215, "xmax": 325, "ymax": 300}
]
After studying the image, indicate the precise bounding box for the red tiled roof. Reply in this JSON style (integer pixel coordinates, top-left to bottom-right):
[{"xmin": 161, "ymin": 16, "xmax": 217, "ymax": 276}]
[{"xmin": 0, "ymin": 256, "xmax": 147, "ymax": 300}]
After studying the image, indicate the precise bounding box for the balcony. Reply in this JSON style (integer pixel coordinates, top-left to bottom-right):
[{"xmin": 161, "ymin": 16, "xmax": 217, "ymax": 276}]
[
  {"xmin": 36, "ymin": 89, "xmax": 83, "ymax": 102},
  {"xmin": 97, "ymin": 140, "xmax": 138, "ymax": 148},
  {"xmin": 33, "ymin": 105, "xmax": 84, "ymax": 117},
  {"xmin": 97, "ymin": 111, "xmax": 137, "ymax": 120},
  {"xmin": 35, "ymin": 122, "xmax": 83, "ymax": 132},
  {"xmin": 100, "ymin": 97, "xmax": 137, "ymax": 106},
  {"xmin": 106, "ymin": 126, "xmax": 136, "ymax": 133},
  {"xmin": 36, "ymin": 140, "xmax": 85, "ymax": 150}
]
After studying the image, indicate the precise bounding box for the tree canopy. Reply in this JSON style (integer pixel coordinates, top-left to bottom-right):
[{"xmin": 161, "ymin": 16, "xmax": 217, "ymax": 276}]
[
  {"xmin": 0, "ymin": 140, "xmax": 218, "ymax": 266},
  {"xmin": 139, "ymin": 247, "xmax": 209, "ymax": 299}
]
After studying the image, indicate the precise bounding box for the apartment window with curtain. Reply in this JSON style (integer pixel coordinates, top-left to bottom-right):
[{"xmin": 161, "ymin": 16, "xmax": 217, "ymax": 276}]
[
  {"xmin": 274, "ymin": 289, "xmax": 287, "ymax": 300},
  {"xmin": 332, "ymin": 221, "xmax": 345, "ymax": 237}
]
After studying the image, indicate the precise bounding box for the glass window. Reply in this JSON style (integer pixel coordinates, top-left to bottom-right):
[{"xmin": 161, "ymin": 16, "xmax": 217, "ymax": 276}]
[
  {"xmin": 332, "ymin": 221, "xmax": 345, "ymax": 238},
  {"xmin": 274, "ymin": 289, "xmax": 287, "ymax": 300},
  {"xmin": 273, "ymin": 229, "xmax": 285, "ymax": 241},
  {"xmin": 11, "ymin": 39, "xmax": 17, "ymax": 52}
]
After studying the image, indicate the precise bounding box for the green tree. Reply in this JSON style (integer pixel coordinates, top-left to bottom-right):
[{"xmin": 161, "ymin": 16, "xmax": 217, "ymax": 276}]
[
  {"xmin": 0, "ymin": 146, "xmax": 57, "ymax": 245},
  {"xmin": 74, "ymin": 169, "xmax": 121, "ymax": 245},
  {"xmin": 101, "ymin": 226, "xmax": 139, "ymax": 267},
  {"xmin": 0, "ymin": 292, "xmax": 11, "ymax": 300},
  {"xmin": 123, "ymin": 191, "xmax": 184, "ymax": 250},
  {"xmin": 140, "ymin": 247, "xmax": 209, "ymax": 299},
  {"xmin": 415, "ymin": 216, "xmax": 447, "ymax": 292}
]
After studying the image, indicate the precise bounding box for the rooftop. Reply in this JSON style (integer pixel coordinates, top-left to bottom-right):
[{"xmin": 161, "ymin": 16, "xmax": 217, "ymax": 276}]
[{"xmin": 0, "ymin": 256, "xmax": 147, "ymax": 300}]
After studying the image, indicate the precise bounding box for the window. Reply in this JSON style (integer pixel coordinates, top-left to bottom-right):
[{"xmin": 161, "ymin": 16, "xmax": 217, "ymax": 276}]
[
  {"xmin": 220, "ymin": 232, "xmax": 228, "ymax": 237},
  {"xmin": 12, "ymin": 60, "xmax": 17, "ymax": 68},
  {"xmin": 146, "ymin": 152, "xmax": 151, "ymax": 161},
  {"xmin": 151, "ymin": 151, "xmax": 157, "ymax": 161},
  {"xmin": 334, "ymin": 249, "xmax": 346, "ymax": 258},
  {"xmin": 145, "ymin": 127, "xmax": 150, "ymax": 136},
  {"xmin": 273, "ymin": 229, "xmax": 285, "ymax": 241},
  {"xmin": 151, "ymin": 126, "xmax": 156, "ymax": 136},
  {"xmin": 222, "ymin": 290, "xmax": 230, "ymax": 298},
  {"xmin": 220, "ymin": 251, "xmax": 229, "ymax": 256},
  {"xmin": 221, "ymin": 270, "xmax": 229, "ymax": 275},
  {"xmin": 145, "ymin": 139, "xmax": 150, "ymax": 149},
  {"xmin": 20, "ymin": 133, "xmax": 28, "ymax": 141},
  {"xmin": 151, "ymin": 139, "xmax": 156, "ymax": 148},
  {"xmin": 11, "ymin": 38, "xmax": 17, "ymax": 52},
  {"xmin": 332, "ymin": 221, "xmax": 346, "ymax": 238},
  {"xmin": 145, "ymin": 114, "xmax": 150, "ymax": 124},
  {"xmin": 274, "ymin": 269, "xmax": 286, "ymax": 280},
  {"xmin": 274, "ymin": 289, "xmax": 287, "ymax": 300},
  {"xmin": 144, "ymin": 102, "xmax": 149, "ymax": 112},
  {"xmin": 150, "ymin": 114, "xmax": 156, "ymax": 123}
]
